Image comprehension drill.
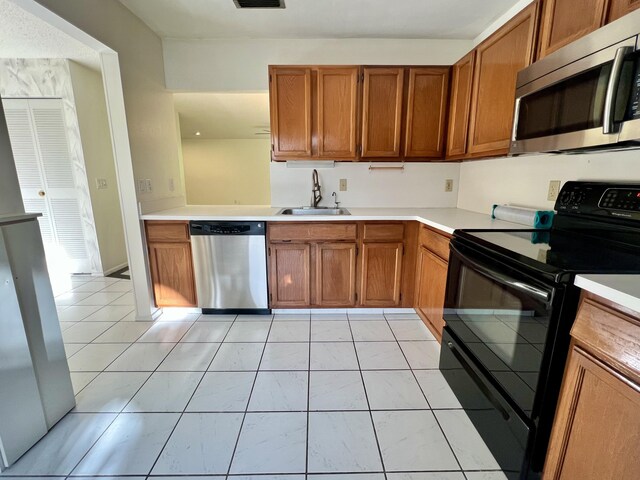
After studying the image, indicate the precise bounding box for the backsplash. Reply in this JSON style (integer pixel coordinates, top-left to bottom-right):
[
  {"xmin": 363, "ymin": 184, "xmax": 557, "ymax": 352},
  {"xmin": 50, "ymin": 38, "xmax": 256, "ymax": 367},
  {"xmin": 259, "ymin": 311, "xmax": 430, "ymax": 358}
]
[
  {"xmin": 270, "ymin": 161, "xmax": 460, "ymax": 208},
  {"xmin": 457, "ymin": 150, "xmax": 640, "ymax": 214}
]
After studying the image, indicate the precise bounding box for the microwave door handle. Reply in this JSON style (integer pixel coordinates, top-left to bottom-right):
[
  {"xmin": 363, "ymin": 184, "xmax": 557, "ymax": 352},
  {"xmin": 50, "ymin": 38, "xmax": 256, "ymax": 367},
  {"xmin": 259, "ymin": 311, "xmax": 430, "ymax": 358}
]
[
  {"xmin": 451, "ymin": 243, "xmax": 551, "ymax": 303},
  {"xmin": 511, "ymin": 97, "xmax": 521, "ymax": 141},
  {"xmin": 603, "ymin": 46, "xmax": 633, "ymax": 134}
]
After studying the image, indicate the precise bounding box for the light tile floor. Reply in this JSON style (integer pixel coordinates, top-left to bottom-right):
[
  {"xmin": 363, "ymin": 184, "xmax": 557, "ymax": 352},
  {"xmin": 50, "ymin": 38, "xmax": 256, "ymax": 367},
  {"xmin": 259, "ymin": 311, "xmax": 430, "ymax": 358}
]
[{"xmin": 1, "ymin": 275, "xmax": 508, "ymax": 480}]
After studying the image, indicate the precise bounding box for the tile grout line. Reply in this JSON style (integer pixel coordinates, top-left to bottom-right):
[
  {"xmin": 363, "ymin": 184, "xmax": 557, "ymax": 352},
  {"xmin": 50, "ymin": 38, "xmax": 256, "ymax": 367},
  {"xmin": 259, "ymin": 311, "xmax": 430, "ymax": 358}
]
[
  {"xmin": 346, "ymin": 315, "xmax": 388, "ymax": 480},
  {"xmin": 225, "ymin": 314, "xmax": 276, "ymax": 477},
  {"xmin": 305, "ymin": 313, "xmax": 311, "ymax": 479},
  {"xmin": 146, "ymin": 313, "xmax": 241, "ymax": 476},
  {"xmin": 384, "ymin": 313, "xmax": 465, "ymax": 474},
  {"xmin": 67, "ymin": 311, "xmax": 201, "ymax": 476}
]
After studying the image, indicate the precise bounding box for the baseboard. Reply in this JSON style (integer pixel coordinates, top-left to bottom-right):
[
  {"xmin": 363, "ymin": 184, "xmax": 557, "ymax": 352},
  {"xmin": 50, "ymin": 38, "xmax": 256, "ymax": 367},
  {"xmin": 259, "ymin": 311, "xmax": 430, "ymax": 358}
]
[{"xmin": 101, "ymin": 262, "xmax": 128, "ymax": 276}]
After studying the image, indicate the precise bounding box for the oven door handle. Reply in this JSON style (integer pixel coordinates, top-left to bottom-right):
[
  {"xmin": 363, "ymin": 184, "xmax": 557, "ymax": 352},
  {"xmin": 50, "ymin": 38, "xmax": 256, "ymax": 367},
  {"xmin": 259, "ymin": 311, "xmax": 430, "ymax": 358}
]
[
  {"xmin": 446, "ymin": 340, "xmax": 510, "ymax": 421},
  {"xmin": 450, "ymin": 243, "xmax": 552, "ymax": 303}
]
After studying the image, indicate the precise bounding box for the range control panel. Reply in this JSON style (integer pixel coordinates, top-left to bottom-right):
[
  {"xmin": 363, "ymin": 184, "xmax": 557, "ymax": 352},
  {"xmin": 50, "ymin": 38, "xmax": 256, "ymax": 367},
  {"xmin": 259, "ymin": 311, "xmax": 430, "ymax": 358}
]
[{"xmin": 555, "ymin": 182, "xmax": 640, "ymax": 221}]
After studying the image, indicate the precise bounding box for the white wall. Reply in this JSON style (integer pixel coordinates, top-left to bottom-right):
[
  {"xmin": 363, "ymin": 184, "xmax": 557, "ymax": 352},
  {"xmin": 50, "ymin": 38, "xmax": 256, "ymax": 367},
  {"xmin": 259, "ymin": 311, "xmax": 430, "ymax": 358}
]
[
  {"xmin": 457, "ymin": 151, "xmax": 640, "ymax": 213},
  {"xmin": 34, "ymin": 0, "xmax": 184, "ymax": 205},
  {"xmin": 0, "ymin": 100, "xmax": 24, "ymax": 215},
  {"xmin": 270, "ymin": 162, "xmax": 460, "ymax": 208},
  {"xmin": 163, "ymin": 38, "xmax": 473, "ymax": 92},
  {"xmin": 69, "ymin": 60, "xmax": 127, "ymax": 274},
  {"xmin": 183, "ymin": 139, "xmax": 271, "ymax": 205}
]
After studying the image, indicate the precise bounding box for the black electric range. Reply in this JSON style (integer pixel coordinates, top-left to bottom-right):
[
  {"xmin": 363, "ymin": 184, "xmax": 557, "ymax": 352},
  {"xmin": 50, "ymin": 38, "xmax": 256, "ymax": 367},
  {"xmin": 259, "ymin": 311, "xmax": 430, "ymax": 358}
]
[{"xmin": 439, "ymin": 181, "xmax": 640, "ymax": 480}]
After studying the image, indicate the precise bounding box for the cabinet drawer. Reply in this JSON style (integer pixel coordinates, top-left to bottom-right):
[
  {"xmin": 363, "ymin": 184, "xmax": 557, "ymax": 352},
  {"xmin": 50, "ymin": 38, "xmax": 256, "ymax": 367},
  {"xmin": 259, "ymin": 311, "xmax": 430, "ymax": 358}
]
[
  {"xmin": 418, "ymin": 225, "xmax": 450, "ymax": 261},
  {"xmin": 269, "ymin": 223, "xmax": 357, "ymax": 242},
  {"xmin": 363, "ymin": 223, "xmax": 405, "ymax": 242},
  {"xmin": 146, "ymin": 221, "xmax": 190, "ymax": 242}
]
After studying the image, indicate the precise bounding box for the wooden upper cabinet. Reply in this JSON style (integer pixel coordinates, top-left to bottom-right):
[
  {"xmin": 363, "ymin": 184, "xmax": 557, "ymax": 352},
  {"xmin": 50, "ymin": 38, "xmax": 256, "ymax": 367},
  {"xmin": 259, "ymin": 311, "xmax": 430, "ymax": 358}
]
[
  {"xmin": 538, "ymin": 0, "xmax": 608, "ymax": 58},
  {"xmin": 360, "ymin": 242, "xmax": 403, "ymax": 306},
  {"xmin": 404, "ymin": 67, "xmax": 450, "ymax": 158},
  {"xmin": 467, "ymin": 2, "xmax": 540, "ymax": 157},
  {"xmin": 315, "ymin": 242, "xmax": 357, "ymax": 307},
  {"xmin": 446, "ymin": 51, "xmax": 475, "ymax": 159},
  {"xmin": 361, "ymin": 67, "xmax": 404, "ymax": 158},
  {"xmin": 269, "ymin": 67, "xmax": 312, "ymax": 158},
  {"xmin": 269, "ymin": 243, "xmax": 311, "ymax": 307},
  {"xmin": 607, "ymin": 0, "xmax": 640, "ymax": 22},
  {"xmin": 317, "ymin": 67, "xmax": 359, "ymax": 159}
]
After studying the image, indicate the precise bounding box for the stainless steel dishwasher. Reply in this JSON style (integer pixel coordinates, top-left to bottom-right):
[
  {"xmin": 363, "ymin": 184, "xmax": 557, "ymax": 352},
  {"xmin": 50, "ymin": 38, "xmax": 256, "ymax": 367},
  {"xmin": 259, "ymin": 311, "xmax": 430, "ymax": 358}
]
[{"xmin": 189, "ymin": 221, "xmax": 269, "ymax": 313}]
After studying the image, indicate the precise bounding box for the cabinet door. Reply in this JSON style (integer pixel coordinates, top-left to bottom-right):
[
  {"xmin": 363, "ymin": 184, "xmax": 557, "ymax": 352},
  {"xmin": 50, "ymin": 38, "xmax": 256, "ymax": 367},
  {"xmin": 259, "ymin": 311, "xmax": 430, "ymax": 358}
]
[
  {"xmin": 361, "ymin": 67, "xmax": 404, "ymax": 158},
  {"xmin": 404, "ymin": 67, "xmax": 450, "ymax": 158},
  {"xmin": 148, "ymin": 242, "xmax": 197, "ymax": 307},
  {"xmin": 269, "ymin": 243, "xmax": 311, "ymax": 307},
  {"xmin": 317, "ymin": 67, "xmax": 359, "ymax": 159},
  {"xmin": 467, "ymin": 2, "xmax": 540, "ymax": 157},
  {"xmin": 544, "ymin": 347, "xmax": 640, "ymax": 480},
  {"xmin": 446, "ymin": 51, "xmax": 475, "ymax": 159},
  {"xmin": 315, "ymin": 243, "xmax": 356, "ymax": 307},
  {"xmin": 415, "ymin": 246, "xmax": 448, "ymax": 340},
  {"xmin": 607, "ymin": 0, "xmax": 640, "ymax": 22},
  {"xmin": 538, "ymin": 0, "xmax": 608, "ymax": 58},
  {"xmin": 269, "ymin": 67, "xmax": 312, "ymax": 158},
  {"xmin": 360, "ymin": 242, "xmax": 403, "ymax": 306}
]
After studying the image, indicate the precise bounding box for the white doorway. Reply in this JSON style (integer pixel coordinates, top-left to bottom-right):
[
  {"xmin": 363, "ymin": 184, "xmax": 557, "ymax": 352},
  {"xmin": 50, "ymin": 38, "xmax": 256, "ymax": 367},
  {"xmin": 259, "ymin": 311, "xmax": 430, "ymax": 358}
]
[{"xmin": 3, "ymin": 97, "xmax": 92, "ymax": 274}]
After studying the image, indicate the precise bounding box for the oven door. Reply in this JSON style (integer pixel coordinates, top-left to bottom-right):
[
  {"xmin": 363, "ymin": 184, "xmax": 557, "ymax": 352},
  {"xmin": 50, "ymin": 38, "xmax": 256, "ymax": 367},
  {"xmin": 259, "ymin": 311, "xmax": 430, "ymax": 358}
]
[{"xmin": 443, "ymin": 240, "xmax": 560, "ymax": 419}]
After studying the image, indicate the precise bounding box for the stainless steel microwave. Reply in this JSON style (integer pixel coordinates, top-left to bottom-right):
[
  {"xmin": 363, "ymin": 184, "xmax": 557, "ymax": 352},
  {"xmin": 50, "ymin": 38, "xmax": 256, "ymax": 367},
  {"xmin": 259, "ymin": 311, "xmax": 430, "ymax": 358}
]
[{"xmin": 510, "ymin": 9, "xmax": 640, "ymax": 154}]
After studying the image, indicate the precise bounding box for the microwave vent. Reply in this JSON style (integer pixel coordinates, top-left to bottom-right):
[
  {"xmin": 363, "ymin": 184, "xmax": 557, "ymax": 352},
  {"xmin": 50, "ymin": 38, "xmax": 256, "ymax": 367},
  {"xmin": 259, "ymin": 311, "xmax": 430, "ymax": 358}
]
[{"xmin": 234, "ymin": 0, "xmax": 285, "ymax": 8}]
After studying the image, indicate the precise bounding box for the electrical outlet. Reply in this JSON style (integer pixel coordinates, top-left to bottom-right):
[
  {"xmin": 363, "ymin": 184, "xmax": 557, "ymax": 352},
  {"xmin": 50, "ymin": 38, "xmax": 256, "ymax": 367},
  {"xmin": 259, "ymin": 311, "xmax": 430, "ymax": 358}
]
[
  {"xmin": 168, "ymin": 178, "xmax": 175, "ymax": 192},
  {"xmin": 138, "ymin": 179, "xmax": 147, "ymax": 193},
  {"xmin": 95, "ymin": 178, "xmax": 108, "ymax": 190},
  {"xmin": 445, "ymin": 179, "xmax": 454, "ymax": 192},
  {"xmin": 339, "ymin": 179, "xmax": 348, "ymax": 191},
  {"xmin": 145, "ymin": 179, "xmax": 153, "ymax": 193},
  {"xmin": 548, "ymin": 180, "xmax": 561, "ymax": 201}
]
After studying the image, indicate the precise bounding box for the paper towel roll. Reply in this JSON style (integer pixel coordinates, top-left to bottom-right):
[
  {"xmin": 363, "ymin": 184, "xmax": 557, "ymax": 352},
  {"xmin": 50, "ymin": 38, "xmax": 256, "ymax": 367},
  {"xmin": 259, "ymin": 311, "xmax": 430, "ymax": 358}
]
[{"xmin": 491, "ymin": 205, "xmax": 554, "ymax": 229}]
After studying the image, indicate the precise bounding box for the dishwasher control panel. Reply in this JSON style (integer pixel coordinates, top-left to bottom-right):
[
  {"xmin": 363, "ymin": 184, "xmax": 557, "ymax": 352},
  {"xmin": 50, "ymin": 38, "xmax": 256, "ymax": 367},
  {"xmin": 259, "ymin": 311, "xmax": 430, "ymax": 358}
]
[{"xmin": 190, "ymin": 221, "xmax": 265, "ymax": 236}]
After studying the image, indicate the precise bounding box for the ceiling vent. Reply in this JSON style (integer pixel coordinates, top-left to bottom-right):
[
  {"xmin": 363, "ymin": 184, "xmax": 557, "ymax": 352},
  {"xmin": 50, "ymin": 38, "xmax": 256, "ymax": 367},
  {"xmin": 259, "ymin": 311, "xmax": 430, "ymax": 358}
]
[{"xmin": 233, "ymin": 0, "xmax": 285, "ymax": 8}]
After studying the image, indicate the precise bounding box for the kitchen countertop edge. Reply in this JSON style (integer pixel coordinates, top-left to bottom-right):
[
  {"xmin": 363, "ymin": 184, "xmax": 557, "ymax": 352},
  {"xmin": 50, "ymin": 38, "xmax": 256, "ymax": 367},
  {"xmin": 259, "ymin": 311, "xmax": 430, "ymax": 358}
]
[
  {"xmin": 139, "ymin": 206, "xmax": 523, "ymax": 235},
  {"xmin": 574, "ymin": 274, "xmax": 640, "ymax": 315}
]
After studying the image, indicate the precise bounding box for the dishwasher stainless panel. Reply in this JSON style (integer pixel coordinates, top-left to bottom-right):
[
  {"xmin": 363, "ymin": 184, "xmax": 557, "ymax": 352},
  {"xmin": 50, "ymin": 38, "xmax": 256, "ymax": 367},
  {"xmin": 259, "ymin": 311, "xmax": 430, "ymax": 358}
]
[{"xmin": 190, "ymin": 221, "xmax": 269, "ymax": 311}]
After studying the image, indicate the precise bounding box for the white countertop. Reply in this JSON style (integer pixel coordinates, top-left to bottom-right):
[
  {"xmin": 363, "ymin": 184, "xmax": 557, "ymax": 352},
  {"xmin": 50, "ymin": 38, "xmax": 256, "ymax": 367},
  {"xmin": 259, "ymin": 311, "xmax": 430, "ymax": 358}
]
[
  {"xmin": 574, "ymin": 274, "xmax": 640, "ymax": 314},
  {"xmin": 140, "ymin": 206, "xmax": 523, "ymax": 235}
]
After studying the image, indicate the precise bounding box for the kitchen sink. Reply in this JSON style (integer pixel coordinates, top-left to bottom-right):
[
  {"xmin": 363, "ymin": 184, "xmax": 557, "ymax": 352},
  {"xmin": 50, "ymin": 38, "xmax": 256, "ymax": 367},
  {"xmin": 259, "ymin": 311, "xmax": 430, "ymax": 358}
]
[{"xmin": 278, "ymin": 207, "xmax": 351, "ymax": 216}]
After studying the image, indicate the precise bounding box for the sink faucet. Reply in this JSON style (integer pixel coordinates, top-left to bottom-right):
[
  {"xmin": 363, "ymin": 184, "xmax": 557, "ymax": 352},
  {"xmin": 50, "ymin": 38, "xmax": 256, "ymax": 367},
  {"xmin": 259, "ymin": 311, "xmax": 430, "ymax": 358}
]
[
  {"xmin": 332, "ymin": 192, "xmax": 341, "ymax": 209},
  {"xmin": 311, "ymin": 169, "xmax": 322, "ymax": 207}
]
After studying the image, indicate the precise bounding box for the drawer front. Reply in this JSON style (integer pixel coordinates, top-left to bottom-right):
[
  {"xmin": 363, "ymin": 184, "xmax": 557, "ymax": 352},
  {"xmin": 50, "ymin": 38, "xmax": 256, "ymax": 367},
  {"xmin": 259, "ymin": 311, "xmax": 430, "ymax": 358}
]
[
  {"xmin": 363, "ymin": 223, "xmax": 405, "ymax": 242},
  {"xmin": 146, "ymin": 221, "xmax": 190, "ymax": 242},
  {"xmin": 419, "ymin": 225, "xmax": 450, "ymax": 261},
  {"xmin": 269, "ymin": 223, "xmax": 357, "ymax": 242}
]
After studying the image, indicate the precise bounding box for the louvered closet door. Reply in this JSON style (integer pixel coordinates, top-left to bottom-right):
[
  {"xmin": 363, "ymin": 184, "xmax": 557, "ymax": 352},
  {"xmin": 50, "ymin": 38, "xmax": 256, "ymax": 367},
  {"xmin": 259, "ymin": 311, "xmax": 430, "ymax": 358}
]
[{"xmin": 2, "ymin": 98, "xmax": 90, "ymax": 273}]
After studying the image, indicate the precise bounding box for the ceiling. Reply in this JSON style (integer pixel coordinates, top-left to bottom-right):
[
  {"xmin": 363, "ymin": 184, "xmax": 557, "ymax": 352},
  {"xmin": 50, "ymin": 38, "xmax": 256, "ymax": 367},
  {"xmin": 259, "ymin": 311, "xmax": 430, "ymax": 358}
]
[
  {"xmin": 120, "ymin": 0, "xmax": 521, "ymax": 40},
  {"xmin": 175, "ymin": 92, "xmax": 270, "ymax": 140},
  {"xmin": 0, "ymin": 0, "xmax": 100, "ymax": 70}
]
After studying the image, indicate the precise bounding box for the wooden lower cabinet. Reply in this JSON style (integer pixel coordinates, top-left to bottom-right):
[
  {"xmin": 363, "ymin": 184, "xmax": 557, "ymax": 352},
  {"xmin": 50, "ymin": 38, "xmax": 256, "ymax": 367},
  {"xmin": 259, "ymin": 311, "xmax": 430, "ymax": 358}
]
[
  {"xmin": 543, "ymin": 294, "xmax": 640, "ymax": 479},
  {"xmin": 316, "ymin": 242, "xmax": 357, "ymax": 306},
  {"xmin": 415, "ymin": 246, "xmax": 448, "ymax": 341},
  {"xmin": 360, "ymin": 242, "xmax": 403, "ymax": 306},
  {"xmin": 268, "ymin": 243, "xmax": 311, "ymax": 307},
  {"xmin": 145, "ymin": 221, "xmax": 197, "ymax": 307},
  {"xmin": 268, "ymin": 221, "xmax": 414, "ymax": 309},
  {"xmin": 414, "ymin": 225, "xmax": 451, "ymax": 341}
]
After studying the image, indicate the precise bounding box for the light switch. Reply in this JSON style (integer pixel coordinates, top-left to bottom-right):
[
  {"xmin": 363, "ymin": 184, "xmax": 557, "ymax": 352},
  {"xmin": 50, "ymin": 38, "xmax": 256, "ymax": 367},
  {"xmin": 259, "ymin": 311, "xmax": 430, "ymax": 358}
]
[
  {"xmin": 145, "ymin": 179, "xmax": 153, "ymax": 193},
  {"xmin": 339, "ymin": 179, "xmax": 347, "ymax": 191},
  {"xmin": 95, "ymin": 178, "xmax": 108, "ymax": 190}
]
